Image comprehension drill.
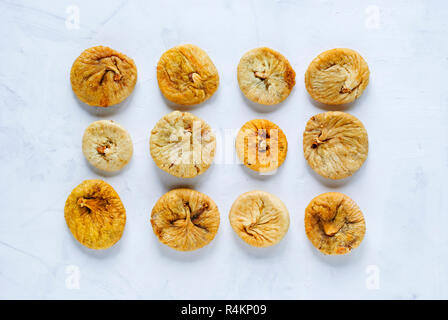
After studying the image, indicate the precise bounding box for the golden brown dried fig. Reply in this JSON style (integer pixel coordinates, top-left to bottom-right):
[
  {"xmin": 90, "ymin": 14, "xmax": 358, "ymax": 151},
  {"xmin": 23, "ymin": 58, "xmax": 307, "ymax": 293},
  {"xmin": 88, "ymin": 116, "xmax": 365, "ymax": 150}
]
[
  {"xmin": 305, "ymin": 48, "xmax": 369, "ymax": 105},
  {"xmin": 150, "ymin": 111, "xmax": 216, "ymax": 178},
  {"xmin": 236, "ymin": 119, "xmax": 287, "ymax": 173},
  {"xmin": 303, "ymin": 111, "xmax": 368, "ymax": 180},
  {"xmin": 229, "ymin": 190, "xmax": 289, "ymax": 247},
  {"xmin": 305, "ymin": 192, "xmax": 366, "ymax": 255},
  {"xmin": 64, "ymin": 180, "xmax": 126, "ymax": 249},
  {"xmin": 70, "ymin": 46, "xmax": 137, "ymax": 107},
  {"xmin": 82, "ymin": 120, "xmax": 133, "ymax": 172},
  {"xmin": 237, "ymin": 47, "xmax": 296, "ymax": 105},
  {"xmin": 157, "ymin": 44, "xmax": 219, "ymax": 105},
  {"xmin": 151, "ymin": 188, "xmax": 220, "ymax": 251}
]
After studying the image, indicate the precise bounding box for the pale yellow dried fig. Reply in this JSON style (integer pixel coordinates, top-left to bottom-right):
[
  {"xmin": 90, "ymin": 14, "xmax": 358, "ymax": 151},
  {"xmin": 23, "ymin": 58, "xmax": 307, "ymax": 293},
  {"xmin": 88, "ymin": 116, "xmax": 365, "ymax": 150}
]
[
  {"xmin": 82, "ymin": 120, "xmax": 133, "ymax": 172},
  {"xmin": 236, "ymin": 119, "xmax": 287, "ymax": 173},
  {"xmin": 150, "ymin": 111, "xmax": 216, "ymax": 178},
  {"xmin": 237, "ymin": 47, "xmax": 296, "ymax": 105},
  {"xmin": 305, "ymin": 48, "xmax": 369, "ymax": 105},
  {"xmin": 305, "ymin": 192, "xmax": 366, "ymax": 255},
  {"xmin": 229, "ymin": 190, "xmax": 289, "ymax": 247},
  {"xmin": 64, "ymin": 180, "xmax": 126, "ymax": 249},
  {"xmin": 151, "ymin": 188, "xmax": 220, "ymax": 251},
  {"xmin": 157, "ymin": 44, "xmax": 219, "ymax": 105},
  {"xmin": 70, "ymin": 46, "xmax": 137, "ymax": 107},
  {"xmin": 303, "ymin": 111, "xmax": 368, "ymax": 180}
]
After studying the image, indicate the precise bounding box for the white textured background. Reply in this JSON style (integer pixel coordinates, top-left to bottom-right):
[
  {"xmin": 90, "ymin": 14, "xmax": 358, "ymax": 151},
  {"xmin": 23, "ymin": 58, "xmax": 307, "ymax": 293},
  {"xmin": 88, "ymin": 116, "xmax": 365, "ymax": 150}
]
[{"xmin": 1, "ymin": 0, "xmax": 447, "ymax": 299}]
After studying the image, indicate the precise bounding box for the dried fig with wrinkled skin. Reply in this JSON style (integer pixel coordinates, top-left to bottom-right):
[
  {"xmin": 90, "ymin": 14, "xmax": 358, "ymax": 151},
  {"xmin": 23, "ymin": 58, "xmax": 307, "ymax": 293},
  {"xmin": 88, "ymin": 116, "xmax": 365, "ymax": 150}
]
[
  {"xmin": 237, "ymin": 47, "xmax": 296, "ymax": 105},
  {"xmin": 305, "ymin": 48, "xmax": 369, "ymax": 105},
  {"xmin": 157, "ymin": 44, "xmax": 219, "ymax": 105},
  {"xmin": 150, "ymin": 111, "xmax": 216, "ymax": 178},
  {"xmin": 305, "ymin": 192, "xmax": 365, "ymax": 255},
  {"xmin": 70, "ymin": 46, "xmax": 137, "ymax": 107},
  {"xmin": 64, "ymin": 180, "xmax": 126, "ymax": 250},
  {"xmin": 303, "ymin": 111, "xmax": 368, "ymax": 180},
  {"xmin": 229, "ymin": 190, "xmax": 289, "ymax": 247},
  {"xmin": 82, "ymin": 120, "xmax": 133, "ymax": 172},
  {"xmin": 151, "ymin": 188, "xmax": 220, "ymax": 251},
  {"xmin": 236, "ymin": 119, "xmax": 288, "ymax": 173}
]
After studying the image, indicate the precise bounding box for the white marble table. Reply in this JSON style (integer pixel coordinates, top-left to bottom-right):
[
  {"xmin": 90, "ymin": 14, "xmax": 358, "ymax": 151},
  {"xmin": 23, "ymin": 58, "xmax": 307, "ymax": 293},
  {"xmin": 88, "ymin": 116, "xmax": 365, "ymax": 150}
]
[{"xmin": 1, "ymin": 0, "xmax": 447, "ymax": 299}]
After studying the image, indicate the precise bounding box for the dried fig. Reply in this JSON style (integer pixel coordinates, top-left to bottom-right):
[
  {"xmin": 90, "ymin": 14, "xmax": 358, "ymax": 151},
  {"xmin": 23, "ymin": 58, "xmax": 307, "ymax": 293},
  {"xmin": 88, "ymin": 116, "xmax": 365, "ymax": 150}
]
[
  {"xmin": 303, "ymin": 111, "xmax": 368, "ymax": 180},
  {"xmin": 70, "ymin": 46, "xmax": 137, "ymax": 107},
  {"xmin": 237, "ymin": 47, "xmax": 296, "ymax": 105},
  {"xmin": 151, "ymin": 188, "xmax": 220, "ymax": 251},
  {"xmin": 229, "ymin": 190, "xmax": 289, "ymax": 247},
  {"xmin": 82, "ymin": 120, "xmax": 133, "ymax": 172},
  {"xmin": 305, "ymin": 48, "xmax": 369, "ymax": 105},
  {"xmin": 64, "ymin": 180, "xmax": 126, "ymax": 249},
  {"xmin": 236, "ymin": 119, "xmax": 288, "ymax": 173},
  {"xmin": 305, "ymin": 192, "xmax": 366, "ymax": 255},
  {"xmin": 150, "ymin": 111, "xmax": 216, "ymax": 178},
  {"xmin": 157, "ymin": 44, "xmax": 219, "ymax": 105}
]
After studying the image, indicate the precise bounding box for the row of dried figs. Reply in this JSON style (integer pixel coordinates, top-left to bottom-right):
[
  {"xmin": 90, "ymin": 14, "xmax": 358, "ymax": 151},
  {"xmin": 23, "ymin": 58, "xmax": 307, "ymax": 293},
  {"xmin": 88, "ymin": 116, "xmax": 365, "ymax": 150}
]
[
  {"xmin": 70, "ymin": 45, "xmax": 369, "ymax": 108},
  {"xmin": 235, "ymin": 111, "xmax": 369, "ymax": 179},
  {"xmin": 71, "ymin": 45, "xmax": 370, "ymax": 179},
  {"xmin": 64, "ymin": 180, "xmax": 365, "ymax": 255},
  {"xmin": 79, "ymin": 110, "xmax": 368, "ymax": 180}
]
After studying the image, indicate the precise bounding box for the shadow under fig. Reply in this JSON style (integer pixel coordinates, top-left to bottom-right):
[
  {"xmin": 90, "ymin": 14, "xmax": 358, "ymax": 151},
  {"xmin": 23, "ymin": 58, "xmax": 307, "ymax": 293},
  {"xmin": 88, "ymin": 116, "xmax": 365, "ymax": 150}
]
[
  {"xmin": 83, "ymin": 157, "xmax": 132, "ymax": 178},
  {"xmin": 151, "ymin": 226, "xmax": 219, "ymax": 262},
  {"xmin": 306, "ymin": 232, "xmax": 366, "ymax": 267},
  {"xmin": 306, "ymin": 86, "xmax": 370, "ymax": 112},
  {"xmin": 153, "ymin": 160, "xmax": 216, "ymax": 191},
  {"xmin": 238, "ymin": 155, "xmax": 287, "ymax": 181},
  {"xmin": 68, "ymin": 226, "xmax": 125, "ymax": 259},
  {"xmin": 304, "ymin": 153, "xmax": 369, "ymax": 188},
  {"xmin": 158, "ymin": 85, "xmax": 219, "ymax": 113},
  {"xmin": 74, "ymin": 84, "xmax": 137, "ymax": 117},
  {"xmin": 305, "ymin": 164, "xmax": 353, "ymax": 188},
  {"xmin": 231, "ymin": 227, "xmax": 289, "ymax": 259},
  {"xmin": 239, "ymin": 90, "xmax": 286, "ymax": 114}
]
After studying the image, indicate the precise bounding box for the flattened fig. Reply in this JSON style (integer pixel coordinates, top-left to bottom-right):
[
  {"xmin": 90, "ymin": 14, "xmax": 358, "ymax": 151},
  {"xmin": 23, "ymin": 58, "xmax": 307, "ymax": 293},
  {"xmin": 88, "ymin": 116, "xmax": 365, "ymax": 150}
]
[
  {"xmin": 305, "ymin": 48, "xmax": 369, "ymax": 105},
  {"xmin": 237, "ymin": 47, "xmax": 296, "ymax": 105},
  {"xmin": 151, "ymin": 188, "xmax": 220, "ymax": 251},
  {"xmin": 303, "ymin": 111, "xmax": 368, "ymax": 180},
  {"xmin": 229, "ymin": 190, "xmax": 289, "ymax": 247},
  {"xmin": 236, "ymin": 119, "xmax": 287, "ymax": 173},
  {"xmin": 149, "ymin": 111, "xmax": 216, "ymax": 178},
  {"xmin": 157, "ymin": 44, "xmax": 219, "ymax": 105},
  {"xmin": 64, "ymin": 180, "xmax": 126, "ymax": 249},
  {"xmin": 70, "ymin": 46, "xmax": 137, "ymax": 107},
  {"xmin": 82, "ymin": 120, "xmax": 133, "ymax": 172},
  {"xmin": 305, "ymin": 192, "xmax": 366, "ymax": 255}
]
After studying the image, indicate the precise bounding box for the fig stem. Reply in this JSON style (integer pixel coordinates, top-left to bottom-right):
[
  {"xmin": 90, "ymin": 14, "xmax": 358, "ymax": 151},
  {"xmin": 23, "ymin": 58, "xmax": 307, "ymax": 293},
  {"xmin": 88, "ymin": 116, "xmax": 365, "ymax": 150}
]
[
  {"xmin": 77, "ymin": 197, "xmax": 105, "ymax": 214},
  {"xmin": 254, "ymin": 71, "xmax": 267, "ymax": 80}
]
